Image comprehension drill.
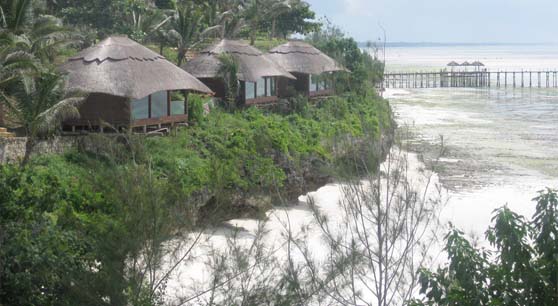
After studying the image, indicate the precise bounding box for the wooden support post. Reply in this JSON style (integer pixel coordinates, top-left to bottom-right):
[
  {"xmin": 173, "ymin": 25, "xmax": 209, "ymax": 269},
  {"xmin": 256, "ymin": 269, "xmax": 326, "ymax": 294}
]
[{"xmin": 538, "ymin": 72, "xmax": 541, "ymax": 88}]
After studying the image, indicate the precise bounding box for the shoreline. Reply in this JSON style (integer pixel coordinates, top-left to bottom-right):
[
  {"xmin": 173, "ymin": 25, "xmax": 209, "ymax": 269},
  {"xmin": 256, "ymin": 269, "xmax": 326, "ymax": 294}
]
[{"xmin": 387, "ymin": 87, "xmax": 557, "ymax": 238}]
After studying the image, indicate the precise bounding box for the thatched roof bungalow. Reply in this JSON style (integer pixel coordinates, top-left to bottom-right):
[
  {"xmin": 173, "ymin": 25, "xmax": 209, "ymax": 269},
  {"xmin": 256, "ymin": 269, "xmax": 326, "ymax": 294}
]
[
  {"xmin": 183, "ymin": 39, "xmax": 295, "ymax": 106},
  {"xmin": 60, "ymin": 36, "xmax": 212, "ymax": 132},
  {"xmin": 267, "ymin": 41, "xmax": 347, "ymax": 98}
]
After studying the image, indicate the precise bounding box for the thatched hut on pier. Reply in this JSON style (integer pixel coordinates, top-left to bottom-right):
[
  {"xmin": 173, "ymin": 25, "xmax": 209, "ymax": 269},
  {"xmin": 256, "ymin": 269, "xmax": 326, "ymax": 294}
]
[
  {"xmin": 182, "ymin": 39, "xmax": 295, "ymax": 106},
  {"xmin": 471, "ymin": 61, "xmax": 485, "ymax": 71},
  {"xmin": 60, "ymin": 36, "xmax": 212, "ymax": 133},
  {"xmin": 267, "ymin": 41, "xmax": 347, "ymax": 98}
]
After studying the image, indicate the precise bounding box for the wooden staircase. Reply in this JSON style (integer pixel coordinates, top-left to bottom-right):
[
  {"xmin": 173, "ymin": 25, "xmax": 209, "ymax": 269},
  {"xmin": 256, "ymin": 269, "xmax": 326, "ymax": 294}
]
[{"xmin": 0, "ymin": 127, "xmax": 15, "ymax": 138}]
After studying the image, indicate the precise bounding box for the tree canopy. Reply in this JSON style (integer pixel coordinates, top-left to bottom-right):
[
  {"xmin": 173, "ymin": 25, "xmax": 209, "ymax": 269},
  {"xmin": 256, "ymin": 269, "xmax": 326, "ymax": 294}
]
[{"xmin": 411, "ymin": 189, "xmax": 558, "ymax": 306}]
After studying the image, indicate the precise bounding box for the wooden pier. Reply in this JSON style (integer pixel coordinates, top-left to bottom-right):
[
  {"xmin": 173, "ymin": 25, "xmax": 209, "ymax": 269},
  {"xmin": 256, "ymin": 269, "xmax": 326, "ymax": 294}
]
[{"xmin": 383, "ymin": 71, "xmax": 558, "ymax": 89}]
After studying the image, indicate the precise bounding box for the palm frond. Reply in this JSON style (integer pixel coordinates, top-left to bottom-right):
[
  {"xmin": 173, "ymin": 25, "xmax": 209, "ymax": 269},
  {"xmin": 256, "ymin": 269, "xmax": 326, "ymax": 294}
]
[
  {"xmin": 35, "ymin": 95, "xmax": 84, "ymax": 135},
  {"xmin": 0, "ymin": 88, "xmax": 26, "ymax": 126},
  {"xmin": 3, "ymin": 50, "xmax": 38, "ymax": 76},
  {"xmin": 267, "ymin": 0, "xmax": 291, "ymax": 17},
  {"xmin": 10, "ymin": 0, "xmax": 32, "ymax": 33},
  {"xmin": 0, "ymin": 5, "xmax": 6, "ymax": 28},
  {"xmin": 200, "ymin": 25, "xmax": 222, "ymax": 38},
  {"xmin": 217, "ymin": 10, "xmax": 235, "ymax": 24},
  {"xmin": 166, "ymin": 29, "xmax": 182, "ymax": 44}
]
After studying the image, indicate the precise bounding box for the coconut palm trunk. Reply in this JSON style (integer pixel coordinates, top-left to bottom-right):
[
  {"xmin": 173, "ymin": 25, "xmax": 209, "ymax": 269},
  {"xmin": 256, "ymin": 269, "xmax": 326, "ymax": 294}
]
[
  {"xmin": 271, "ymin": 18, "xmax": 277, "ymax": 39},
  {"xmin": 21, "ymin": 136, "xmax": 35, "ymax": 166}
]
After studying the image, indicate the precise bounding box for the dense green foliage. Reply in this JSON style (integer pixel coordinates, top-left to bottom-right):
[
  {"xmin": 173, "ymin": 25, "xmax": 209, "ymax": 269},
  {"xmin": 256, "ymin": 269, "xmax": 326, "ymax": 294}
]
[
  {"xmin": 43, "ymin": 0, "xmax": 321, "ymax": 64},
  {"xmin": 411, "ymin": 189, "xmax": 558, "ymax": 306},
  {"xmin": 0, "ymin": 1, "xmax": 392, "ymax": 305},
  {"xmin": 0, "ymin": 149, "xmax": 197, "ymax": 305},
  {"xmin": 0, "ymin": 92, "xmax": 392, "ymax": 305},
  {"xmin": 309, "ymin": 23, "xmax": 384, "ymax": 94},
  {"xmin": 147, "ymin": 90, "xmax": 391, "ymax": 201}
]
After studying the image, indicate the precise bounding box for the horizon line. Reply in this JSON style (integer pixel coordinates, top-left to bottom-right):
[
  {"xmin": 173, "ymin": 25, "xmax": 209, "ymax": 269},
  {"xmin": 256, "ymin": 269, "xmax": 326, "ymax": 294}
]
[{"xmin": 359, "ymin": 41, "xmax": 558, "ymax": 47}]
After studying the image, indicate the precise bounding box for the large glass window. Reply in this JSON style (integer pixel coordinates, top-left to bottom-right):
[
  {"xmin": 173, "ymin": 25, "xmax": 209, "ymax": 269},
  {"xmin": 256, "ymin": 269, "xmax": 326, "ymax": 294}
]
[
  {"xmin": 256, "ymin": 77, "xmax": 266, "ymax": 97},
  {"xmin": 131, "ymin": 95, "xmax": 149, "ymax": 120},
  {"xmin": 245, "ymin": 82, "xmax": 255, "ymax": 99},
  {"xmin": 270, "ymin": 77, "xmax": 276, "ymax": 96},
  {"xmin": 266, "ymin": 77, "xmax": 272, "ymax": 96},
  {"xmin": 151, "ymin": 91, "xmax": 168, "ymax": 118},
  {"xmin": 318, "ymin": 79, "xmax": 326, "ymax": 91},
  {"xmin": 171, "ymin": 100, "xmax": 185, "ymax": 115},
  {"xmin": 309, "ymin": 74, "xmax": 319, "ymax": 92}
]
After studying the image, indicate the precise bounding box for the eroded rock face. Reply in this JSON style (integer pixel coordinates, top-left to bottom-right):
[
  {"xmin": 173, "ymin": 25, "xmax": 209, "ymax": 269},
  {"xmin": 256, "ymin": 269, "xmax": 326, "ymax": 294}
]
[
  {"xmin": 275, "ymin": 151, "xmax": 331, "ymax": 203},
  {"xmin": 198, "ymin": 126, "xmax": 397, "ymax": 225}
]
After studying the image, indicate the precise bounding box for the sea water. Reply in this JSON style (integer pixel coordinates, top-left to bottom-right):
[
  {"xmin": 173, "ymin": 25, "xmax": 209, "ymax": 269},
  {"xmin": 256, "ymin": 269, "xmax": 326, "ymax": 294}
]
[{"xmin": 385, "ymin": 43, "xmax": 558, "ymax": 235}]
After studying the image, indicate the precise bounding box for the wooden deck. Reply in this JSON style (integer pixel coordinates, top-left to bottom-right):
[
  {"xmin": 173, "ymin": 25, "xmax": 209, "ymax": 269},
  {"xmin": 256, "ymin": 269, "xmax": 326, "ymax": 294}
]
[{"xmin": 62, "ymin": 114, "xmax": 189, "ymax": 134}]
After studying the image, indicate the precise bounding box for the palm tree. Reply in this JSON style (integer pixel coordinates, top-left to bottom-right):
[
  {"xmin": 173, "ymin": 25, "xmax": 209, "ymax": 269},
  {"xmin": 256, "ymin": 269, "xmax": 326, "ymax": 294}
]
[
  {"xmin": 1, "ymin": 0, "xmax": 78, "ymax": 65},
  {"xmin": 244, "ymin": 0, "xmax": 260, "ymax": 45},
  {"xmin": 1, "ymin": 0, "xmax": 32, "ymax": 35},
  {"xmin": 202, "ymin": 5, "xmax": 247, "ymax": 40},
  {"xmin": 0, "ymin": 70, "xmax": 84, "ymax": 165},
  {"xmin": 129, "ymin": 6, "xmax": 171, "ymax": 45},
  {"xmin": 168, "ymin": 3, "xmax": 204, "ymax": 66},
  {"xmin": 217, "ymin": 53, "xmax": 239, "ymax": 111},
  {"xmin": 0, "ymin": 4, "xmax": 6, "ymax": 28},
  {"xmin": 265, "ymin": 0, "xmax": 291, "ymax": 39}
]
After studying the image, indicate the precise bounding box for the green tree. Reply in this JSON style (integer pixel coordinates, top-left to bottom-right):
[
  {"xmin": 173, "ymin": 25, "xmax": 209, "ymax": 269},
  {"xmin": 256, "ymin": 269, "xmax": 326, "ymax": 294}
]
[
  {"xmin": 155, "ymin": 0, "xmax": 175, "ymax": 9},
  {"xmin": 50, "ymin": 0, "xmax": 131, "ymax": 37},
  {"xmin": 127, "ymin": 3, "xmax": 171, "ymax": 44},
  {"xmin": 1, "ymin": 0, "xmax": 76, "ymax": 65},
  {"xmin": 309, "ymin": 22, "xmax": 383, "ymax": 94},
  {"xmin": 1, "ymin": 70, "xmax": 84, "ymax": 165},
  {"xmin": 202, "ymin": 2, "xmax": 247, "ymax": 41},
  {"xmin": 266, "ymin": 0, "xmax": 319, "ymax": 38},
  {"xmin": 412, "ymin": 189, "xmax": 558, "ymax": 306},
  {"xmin": 218, "ymin": 53, "xmax": 239, "ymax": 111},
  {"xmin": 244, "ymin": 0, "xmax": 260, "ymax": 45},
  {"xmin": 264, "ymin": 0, "xmax": 291, "ymax": 39},
  {"xmin": 168, "ymin": 3, "xmax": 204, "ymax": 66}
]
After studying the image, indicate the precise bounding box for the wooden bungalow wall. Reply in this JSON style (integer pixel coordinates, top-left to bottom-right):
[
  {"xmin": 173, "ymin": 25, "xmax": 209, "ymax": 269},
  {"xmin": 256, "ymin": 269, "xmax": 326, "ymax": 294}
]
[
  {"xmin": 63, "ymin": 93, "xmax": 130, "ymax": 128},
  {"xmin": 200, "ymin": 78, "xmax": 227, "ymax": 100},
  {"xmin": 278, "ymin": 72, "xmax": 310, "ymax": 98}
]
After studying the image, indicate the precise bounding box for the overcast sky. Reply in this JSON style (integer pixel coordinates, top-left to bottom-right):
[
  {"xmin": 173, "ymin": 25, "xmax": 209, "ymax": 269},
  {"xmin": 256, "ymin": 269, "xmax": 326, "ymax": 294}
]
[{"xmin": 305, "ymin": 0, "xmax": 558, "ymax": 43}]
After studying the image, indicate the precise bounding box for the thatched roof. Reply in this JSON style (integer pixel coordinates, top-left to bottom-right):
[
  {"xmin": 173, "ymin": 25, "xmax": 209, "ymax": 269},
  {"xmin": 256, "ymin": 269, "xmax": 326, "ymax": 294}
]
[
  {"xmin": 447, "ymin": 61, "xmax": 460, "ymax": 66},
  {"xmin": 471, "ymin": 61, "xmax": 485, "ymax": 66},
  {"xmin": 183, "ymin": 39, "xmax": 295, "ymax": 82},
  {"xmin": 61, "ymin": 36, "xmax": 212, "ymax": 99},
  {"xmin": 461, "ymin": 61, "xmax": 471, "ymax": 66},
  {"xmin": 267, "ymin": 41, "xmax": 348, "ymax": 75}
]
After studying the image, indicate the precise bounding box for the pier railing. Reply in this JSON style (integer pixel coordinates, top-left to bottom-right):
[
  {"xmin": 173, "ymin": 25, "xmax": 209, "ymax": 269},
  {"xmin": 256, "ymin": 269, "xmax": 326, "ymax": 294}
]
[{"xmin": 383, "ymin": 71, "xmax": 558, "ymax": 89}]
